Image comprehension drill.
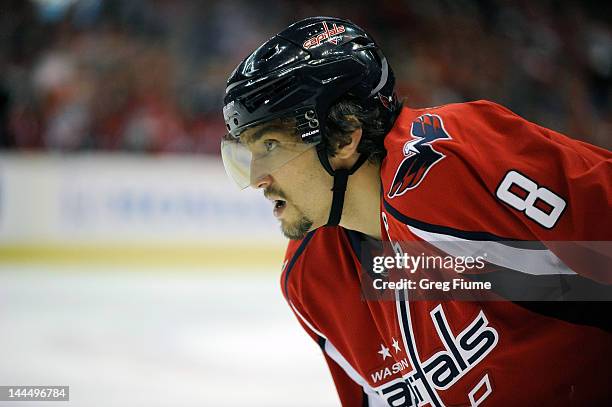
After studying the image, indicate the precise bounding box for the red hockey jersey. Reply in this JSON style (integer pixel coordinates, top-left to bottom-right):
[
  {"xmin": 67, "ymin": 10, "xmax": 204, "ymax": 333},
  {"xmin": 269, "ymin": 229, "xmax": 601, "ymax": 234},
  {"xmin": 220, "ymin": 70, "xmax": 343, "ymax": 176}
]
[{"xmin": 281, "ymin": 100, "xmax": 612, "ymax": 406}]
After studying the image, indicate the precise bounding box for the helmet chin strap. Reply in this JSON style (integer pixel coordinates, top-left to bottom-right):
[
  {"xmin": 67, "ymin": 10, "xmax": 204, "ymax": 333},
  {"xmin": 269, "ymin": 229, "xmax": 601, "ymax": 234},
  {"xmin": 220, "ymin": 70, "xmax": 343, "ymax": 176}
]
[{"xmin": 316, "ymin": 144, "xmax": 369, "ymax": 226}]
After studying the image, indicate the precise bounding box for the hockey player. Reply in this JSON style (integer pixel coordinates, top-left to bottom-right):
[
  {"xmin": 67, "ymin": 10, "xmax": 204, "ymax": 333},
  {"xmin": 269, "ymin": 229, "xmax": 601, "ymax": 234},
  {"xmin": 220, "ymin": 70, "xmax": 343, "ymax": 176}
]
[{"xmin": 221, "ymin": 17, "xmax": 612, "ymax": 406}]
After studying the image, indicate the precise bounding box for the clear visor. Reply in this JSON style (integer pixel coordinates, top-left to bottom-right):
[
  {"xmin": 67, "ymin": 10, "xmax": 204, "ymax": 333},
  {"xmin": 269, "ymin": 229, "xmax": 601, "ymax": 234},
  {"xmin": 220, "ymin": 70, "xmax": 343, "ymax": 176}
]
[{"xmin": 221, "ymin": 134, "xmax": 317, "ymax": 189}]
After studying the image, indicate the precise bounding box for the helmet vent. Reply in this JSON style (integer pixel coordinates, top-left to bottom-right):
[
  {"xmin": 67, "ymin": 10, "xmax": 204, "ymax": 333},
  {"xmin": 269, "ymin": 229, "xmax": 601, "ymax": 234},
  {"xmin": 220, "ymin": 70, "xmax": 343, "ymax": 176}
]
[
  {"xmin": 261, "ymin": 45, "xmax": 279, "ymax": 61},
  {"xmin": 244, "ymin": 76, "xmax": 297, "ymax": 112},
  {"xmin": 350, "ymin": 36, "xmax": 374, "ymax": 49}
]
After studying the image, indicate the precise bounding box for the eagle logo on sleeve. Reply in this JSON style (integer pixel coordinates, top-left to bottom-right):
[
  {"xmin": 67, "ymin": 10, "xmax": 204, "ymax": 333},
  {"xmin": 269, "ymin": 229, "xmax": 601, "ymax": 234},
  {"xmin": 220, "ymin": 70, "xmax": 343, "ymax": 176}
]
[{"xmin": 388, "ymin": 114, "xmax": 452, "ymax": 198}]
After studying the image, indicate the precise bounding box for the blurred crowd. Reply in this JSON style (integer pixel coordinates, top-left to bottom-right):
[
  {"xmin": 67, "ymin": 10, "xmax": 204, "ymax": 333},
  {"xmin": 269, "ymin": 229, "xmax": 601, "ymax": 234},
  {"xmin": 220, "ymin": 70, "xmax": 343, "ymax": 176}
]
[{"xmin": 0, "ymin": 0, "xmax": 610, "ymax": 154}]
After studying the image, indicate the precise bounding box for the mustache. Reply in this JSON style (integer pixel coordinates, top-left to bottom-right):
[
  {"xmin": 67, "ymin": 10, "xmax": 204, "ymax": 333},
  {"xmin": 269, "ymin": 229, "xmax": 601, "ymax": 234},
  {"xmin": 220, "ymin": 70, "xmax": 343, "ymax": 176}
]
[{"xmin": 264, "ymin": 186, "xmax": 287, "ymax": 201}]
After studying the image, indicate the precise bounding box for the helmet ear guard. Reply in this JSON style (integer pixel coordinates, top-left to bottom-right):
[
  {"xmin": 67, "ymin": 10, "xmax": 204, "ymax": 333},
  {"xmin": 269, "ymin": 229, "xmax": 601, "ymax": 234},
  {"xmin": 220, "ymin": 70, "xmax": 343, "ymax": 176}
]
[{"xmin": 222, "ymin": 16, "xmax": 399, "ymax": 229}]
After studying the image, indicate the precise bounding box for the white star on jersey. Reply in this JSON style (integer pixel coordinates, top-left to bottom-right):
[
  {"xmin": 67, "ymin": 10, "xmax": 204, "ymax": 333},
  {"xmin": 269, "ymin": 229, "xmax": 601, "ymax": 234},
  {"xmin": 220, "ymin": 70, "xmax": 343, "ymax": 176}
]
[
  {"xmin": 392, "ymin": 337, "xmax": 401, "ymax": 353},
  {"xmin": 378, "ymin": 343, "xmax": 391, "ymax": 360}
]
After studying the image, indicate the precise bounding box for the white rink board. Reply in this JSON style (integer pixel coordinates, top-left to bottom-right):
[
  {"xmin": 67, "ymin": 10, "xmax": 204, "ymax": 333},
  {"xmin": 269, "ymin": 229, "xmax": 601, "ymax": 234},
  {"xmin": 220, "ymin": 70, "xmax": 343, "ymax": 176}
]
[
  {"xmin": 0, "ymin": 153, "xmax": 284, "ymax": 246},
  {"xmin": 0, "ymin": 267, "xmax": 339, "ymax": 407}
]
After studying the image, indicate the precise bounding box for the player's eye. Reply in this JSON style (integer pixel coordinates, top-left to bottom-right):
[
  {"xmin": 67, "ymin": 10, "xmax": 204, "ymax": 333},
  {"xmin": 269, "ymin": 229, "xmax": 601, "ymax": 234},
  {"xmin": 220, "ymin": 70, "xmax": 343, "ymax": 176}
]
[{"xmin": 263, "ymin": 139, "xmax": 279, "ymax": 152}]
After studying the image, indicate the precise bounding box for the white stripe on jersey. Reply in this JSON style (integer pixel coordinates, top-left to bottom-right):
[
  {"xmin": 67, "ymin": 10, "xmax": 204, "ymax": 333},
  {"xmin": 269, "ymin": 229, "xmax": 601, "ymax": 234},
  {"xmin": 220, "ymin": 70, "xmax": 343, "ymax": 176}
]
[
  {"xmin": 406, "ymin": 225, "xmax": 576, "ymax": 276},
  {"xmin": 289, "ymin": 301, "xmax": 326, "ymax": 339},
  {"xmin": 323, "ymin": 340, "xmax": 389, "ymax": 407},
  {"xmin": 290, "ymin": 301, "xmax": 387, "ymax": 406}
]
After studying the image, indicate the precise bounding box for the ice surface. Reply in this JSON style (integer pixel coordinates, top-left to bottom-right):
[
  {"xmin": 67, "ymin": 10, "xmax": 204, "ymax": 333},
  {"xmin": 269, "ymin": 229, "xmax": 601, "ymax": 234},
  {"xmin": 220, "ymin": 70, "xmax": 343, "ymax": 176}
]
[{"xmin": 0, "ymin": 266, "xmax": 338, "ymax": 406}]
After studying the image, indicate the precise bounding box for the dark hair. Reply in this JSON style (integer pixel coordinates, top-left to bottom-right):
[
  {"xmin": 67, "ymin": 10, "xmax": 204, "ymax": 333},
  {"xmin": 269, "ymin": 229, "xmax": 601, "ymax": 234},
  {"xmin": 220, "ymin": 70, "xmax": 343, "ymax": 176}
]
[{"xmin": 323, "ymin": 97, "xmax": 399, "ymax": 164}]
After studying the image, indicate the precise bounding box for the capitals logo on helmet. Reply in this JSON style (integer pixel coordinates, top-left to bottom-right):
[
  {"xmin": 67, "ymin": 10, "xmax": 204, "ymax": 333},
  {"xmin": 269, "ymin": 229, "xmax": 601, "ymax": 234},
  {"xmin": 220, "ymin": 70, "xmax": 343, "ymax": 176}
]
[
  {"xmin": 303, "ymin": 21, "xmax": 346, "ymax": 49},
  {"xmin": 388, "ymin": 114, "xmax": 452, "ymax": 198}
]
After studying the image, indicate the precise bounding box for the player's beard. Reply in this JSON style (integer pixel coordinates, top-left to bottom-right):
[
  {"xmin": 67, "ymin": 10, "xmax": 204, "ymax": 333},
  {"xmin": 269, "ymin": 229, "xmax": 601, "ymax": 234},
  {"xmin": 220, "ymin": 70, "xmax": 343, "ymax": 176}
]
[
  {"xmin": 280, "ymin": 214, "xmax": 313, "ymax": 240},
  {"xmin": 264, "ymin": 185, "xmax": 313, "ymax": 240}
]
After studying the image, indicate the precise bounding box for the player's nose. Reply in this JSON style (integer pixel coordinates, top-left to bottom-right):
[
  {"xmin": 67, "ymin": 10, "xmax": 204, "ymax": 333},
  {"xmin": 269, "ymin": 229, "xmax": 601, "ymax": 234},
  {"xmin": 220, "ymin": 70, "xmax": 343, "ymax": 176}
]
[{"xmin": 251, "ymin": 174, "xmax": 272, "ymax": 189}]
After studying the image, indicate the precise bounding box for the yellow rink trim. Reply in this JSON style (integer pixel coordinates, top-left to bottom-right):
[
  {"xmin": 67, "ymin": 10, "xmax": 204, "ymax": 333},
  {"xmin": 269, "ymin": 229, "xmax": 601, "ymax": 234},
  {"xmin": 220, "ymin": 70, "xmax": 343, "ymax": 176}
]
[{"xmin": 0, "ymin": 244, "xmax": 287, "ymax": 268}]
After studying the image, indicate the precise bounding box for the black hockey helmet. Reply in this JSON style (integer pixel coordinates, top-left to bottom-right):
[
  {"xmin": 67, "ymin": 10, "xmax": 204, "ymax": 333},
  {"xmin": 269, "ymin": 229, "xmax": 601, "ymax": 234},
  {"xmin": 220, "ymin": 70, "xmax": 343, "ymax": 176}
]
[{"xmin": 222, "ymin": 16, "xmax": 398, "ymax": 225}]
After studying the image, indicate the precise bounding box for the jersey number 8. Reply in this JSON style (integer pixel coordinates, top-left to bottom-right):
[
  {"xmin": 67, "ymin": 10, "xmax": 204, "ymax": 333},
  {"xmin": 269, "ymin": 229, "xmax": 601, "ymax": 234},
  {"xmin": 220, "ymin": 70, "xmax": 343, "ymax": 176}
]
[{"xmin": 496, "ymin": 170, "xmax": 567, "ymax": 229}]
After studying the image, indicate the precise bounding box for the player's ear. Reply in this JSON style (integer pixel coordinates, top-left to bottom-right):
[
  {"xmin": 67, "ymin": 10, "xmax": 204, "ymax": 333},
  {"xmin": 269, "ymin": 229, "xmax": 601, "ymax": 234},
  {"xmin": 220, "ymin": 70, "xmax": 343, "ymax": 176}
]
[
  {"xmin": 333, "ymin": 113, "xmax": 362, "ymax": 162},
  {"xmin": 328, "ymin": 115, "xmax": 363, "ymax": 170},
  {"xmin": 334, "ymin": 127, "xmax": 362, "ymax": 160}
]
